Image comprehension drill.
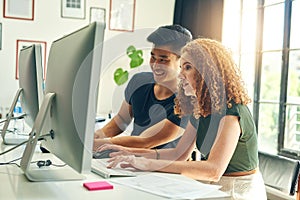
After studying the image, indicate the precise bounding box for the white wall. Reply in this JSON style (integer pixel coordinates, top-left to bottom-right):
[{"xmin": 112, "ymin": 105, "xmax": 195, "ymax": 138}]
[{"xmin": 0, "ymin": 0, "xmax": 175, "ymax": 116}]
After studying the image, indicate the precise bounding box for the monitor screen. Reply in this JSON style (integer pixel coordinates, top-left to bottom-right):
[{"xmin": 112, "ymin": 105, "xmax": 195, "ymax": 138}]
[
  {"xmin": 19, "ymin": 44, "xmax": 44, "ymax": 128},
  {"xmin": 20, "ymin": 22, "xmax": 105, "ymax": 181},
  {"xmin": 1, "ymin": 44, "xmax": 44, "ymax": 145}
]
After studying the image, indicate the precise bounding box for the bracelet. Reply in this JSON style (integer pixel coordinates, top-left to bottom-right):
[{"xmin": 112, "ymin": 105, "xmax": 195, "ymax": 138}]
[{"xmin": 155, "ymin": 149, "xmax": 160, "ymax": 160}]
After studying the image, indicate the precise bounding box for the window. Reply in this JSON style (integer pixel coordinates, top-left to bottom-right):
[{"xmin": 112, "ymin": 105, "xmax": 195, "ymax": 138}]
[{"xmin": 223, "ymin": 0, "xmax": 300, "ymax": 158}]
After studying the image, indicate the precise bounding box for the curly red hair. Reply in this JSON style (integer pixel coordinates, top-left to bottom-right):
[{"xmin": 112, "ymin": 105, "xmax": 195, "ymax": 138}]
[{"xmin": 174, "ymin": 38, "xmax": 251, "ymax": 118}]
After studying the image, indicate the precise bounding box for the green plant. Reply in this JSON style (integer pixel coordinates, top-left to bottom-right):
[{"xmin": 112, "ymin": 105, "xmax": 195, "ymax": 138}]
[{"xmin": 113, "ymin": 45, "xmax": 144, "ymax": 85}]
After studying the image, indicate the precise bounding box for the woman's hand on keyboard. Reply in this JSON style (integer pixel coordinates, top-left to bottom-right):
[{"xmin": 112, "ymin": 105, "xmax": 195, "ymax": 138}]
[
  {"xmin": 106, "ymin": 155, "xmax": 152, "ymax": 171},
  {"xmin": 97, "ymin": 144, "xmax": 133, "ymax": 156}
]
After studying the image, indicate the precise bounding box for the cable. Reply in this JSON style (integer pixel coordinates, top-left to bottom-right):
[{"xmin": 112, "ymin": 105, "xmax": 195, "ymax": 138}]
[
  {"xmin": 35, "ymin": 160, "xmax": 52, "ymax": 168},
  {"xmin": 0, "ymin": 157, "xmax": 22, "ymax": 167},
  {"xmin": 0, "ymin": 119, "xmax": 7, "ymax": 124},
  {"xmin": 11, "ymin": 113, "xmax": 26, "ymax": 120},
  {"xmin": 50, "ymin": 163, "xmax": 67, "ymax": 167},
  {"xmin": 0, "ymin": 130, "xmax": 67, "ymax": 169},
  {"xmin": 0, "ymin": 157, "xmax": 67, "ymax": 168},
  {"xmin": 0, "ymin": 132, "xmax": 53, "ymax": 156},
  {"xmin": 31, "ymin": 159, "xmax": 66, "ymax": 168},
  {"xmin": 0, "ymin": 113, "xmax": 26, "ymax": 124},
  {"xmin": 0, "ymin": 140, "xmax": 29, "ymax": 156},
  {"xmin": 0, "ymin": 128, "xmax": 30, "ymax": 135},
  {"xmin": 0, "ymin": 129, "xmax": 14, "ymax": 133},
  {"xmin": 0, "ymin": 130, "xmax": 66, "ymax": 169}
]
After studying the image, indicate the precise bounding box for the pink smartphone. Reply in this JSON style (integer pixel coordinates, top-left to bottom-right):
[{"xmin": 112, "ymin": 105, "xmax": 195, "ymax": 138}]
[{"xmin": 83, "ymin": 181, "xmax": 114, "ymax": 191}]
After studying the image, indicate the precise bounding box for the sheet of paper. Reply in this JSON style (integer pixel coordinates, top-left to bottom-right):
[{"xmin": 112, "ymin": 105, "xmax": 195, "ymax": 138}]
[{"xmin": 110, "ymin": 173, "xmax": 229, "ymax": 199}]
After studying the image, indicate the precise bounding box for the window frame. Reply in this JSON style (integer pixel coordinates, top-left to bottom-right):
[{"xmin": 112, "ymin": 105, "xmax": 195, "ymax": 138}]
[
  {"xmin": 223, "ymin": 0, "xmax": 300, "ymax": 159},
  {"xmin": 254, "ymin": 0, "xmax": 300, "ymax": 159}
]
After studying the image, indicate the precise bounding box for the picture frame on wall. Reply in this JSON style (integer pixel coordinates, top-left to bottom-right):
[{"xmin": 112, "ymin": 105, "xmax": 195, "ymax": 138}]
[
  {"xmin": 61, "ymin": 0, "xmax": 85, "ymax": 19},
  {"xmin": 109, "ymin": 0, "xmax": 135, "ymax": 32},
  {"xmin": 3, "ymin": 0, "xmax": 34, "ymax": 20},
  {"xmin": 90, "ymin": 7, "xmax": 105, "ymax": 24},
  {"xmin": 16, "ymin": 40, "xmax": 47, "ymax": 80}
]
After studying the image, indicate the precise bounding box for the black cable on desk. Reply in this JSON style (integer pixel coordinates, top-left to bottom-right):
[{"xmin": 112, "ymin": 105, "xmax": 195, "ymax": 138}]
[
  {"xmin": 0, "ymin": 113, "xmax": 26, "ymax": 124},
  {"xmin": 0, "ymin": 157, "xmax": 67, "ymax": 168},
  {"xmin": 0, "ymin": 140, "xmax": 29, "ymax": 156},
  {"xmin": 0, "ymin": 132, "xmax": 52, "ymax": 156},
  {"xmin": 0, "ymin": 157, "xmax": 22, "ymax": 167},
  {"xmin": 0, "ymin": 119, "xmax": 7, "ymax": 124},
  {"xmin": 0, "ymin": 130, "xmax": 67, "ymax": 168}
]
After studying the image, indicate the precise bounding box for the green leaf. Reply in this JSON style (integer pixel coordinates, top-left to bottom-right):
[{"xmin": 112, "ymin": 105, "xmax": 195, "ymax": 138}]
[
  {"xmin": 113, "ymin": 46, "xmax": 144, "ymax": 85},
  {"xmin": 126, "ymin": 45, "xmax": 136, "ymax": 56},
  {"xmin": 136, "ymin": 50, "xmax": 143, "ymax": 57},
  {"xmin": 114, "ymin": 68, "xmax": 129, "ymax": 85},
  {"xmin": 130, "ymin": 57, "xmax": 144, "ymax": 68}
]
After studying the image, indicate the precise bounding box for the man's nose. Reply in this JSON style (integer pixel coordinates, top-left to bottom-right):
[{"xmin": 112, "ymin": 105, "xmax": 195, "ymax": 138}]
[
  {"xmin": 152, "ymin": 61, "xmax": 163, "ymax": 68},
  {"xmin": 178, "ymin": 72, "xmax": 184, "ymax": 79}
]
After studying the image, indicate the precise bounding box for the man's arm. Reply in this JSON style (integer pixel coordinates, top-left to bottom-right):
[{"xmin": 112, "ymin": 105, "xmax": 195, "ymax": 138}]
[
  {"xmin": 94, "ymin": 119, "xmax": 184, "ymax": 149},
  {"xmin": 94, "ymin": 100, "xmax": 133, "ymax": 139}
]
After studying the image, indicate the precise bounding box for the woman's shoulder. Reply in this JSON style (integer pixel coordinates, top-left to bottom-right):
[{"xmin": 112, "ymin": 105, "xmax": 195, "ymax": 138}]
[{"xmin": 226, "ymin": 102, "xmax": 250, "ymax": 116}]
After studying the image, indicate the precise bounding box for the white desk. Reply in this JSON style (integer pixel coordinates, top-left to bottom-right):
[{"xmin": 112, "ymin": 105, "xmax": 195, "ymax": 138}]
[{"xmin": 0, "ymin": 141, "xmax": 230, "ymax": 200}]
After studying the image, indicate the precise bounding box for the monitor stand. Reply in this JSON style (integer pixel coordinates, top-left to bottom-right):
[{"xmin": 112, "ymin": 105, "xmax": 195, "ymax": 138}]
[
  {"xmin": 20, "ymin": 93, "xmax": 85, "ymax": 182},
  {"xmin": 24, "ymin": 167, "xmax": 85, "ymax": 182},
  {"xmin": 1, "ymin": 88, "xmax": 29, "ymax": 145}
]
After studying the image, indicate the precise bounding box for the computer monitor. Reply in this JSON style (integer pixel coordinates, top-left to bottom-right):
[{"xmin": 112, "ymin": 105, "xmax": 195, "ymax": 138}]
[
  {"xmin": 1, "ymin": 44, "xmax": 44, "ymax": 145},
  {"xmin": 20, "ymin": 22, "xmax": 105, "ymax": 182}
]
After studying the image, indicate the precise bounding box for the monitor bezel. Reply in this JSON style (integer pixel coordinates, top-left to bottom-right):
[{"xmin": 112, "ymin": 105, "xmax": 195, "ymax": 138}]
[
  {"xmin": 1, "ymin": 44, "xmax": 44, "ymax": 145},
  {"xmin": 20, "ymin": 22, "xmax": 105, "ymax": 182}
]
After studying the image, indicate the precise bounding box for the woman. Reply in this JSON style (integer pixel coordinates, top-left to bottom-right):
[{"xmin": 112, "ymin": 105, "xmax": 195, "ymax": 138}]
[{"xmin": 98, "ymin": 38, "xmax": 267, "ymax": 199}]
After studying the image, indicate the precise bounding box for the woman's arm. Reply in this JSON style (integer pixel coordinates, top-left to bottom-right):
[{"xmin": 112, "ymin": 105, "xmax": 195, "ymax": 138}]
[
  {"xmin": 107, "ymin": 115, "xmax": 241, "ymax": 182},
  {"xmin": 152, "ymin": 115, "xmax": 241, "ymax": 181},
  {"xmin": 106, "ymin": 121, "xmax": 197, "ymax": 167},
  {"xmin": 156, "ymin": 121, "xmax": 197, "ymax": 161}
]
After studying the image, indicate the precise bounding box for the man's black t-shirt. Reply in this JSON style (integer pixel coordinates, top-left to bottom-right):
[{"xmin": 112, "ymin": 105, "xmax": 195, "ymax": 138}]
[{"xmin": 125, "ymin": 72, "xmax": 186, "ymax": 149}]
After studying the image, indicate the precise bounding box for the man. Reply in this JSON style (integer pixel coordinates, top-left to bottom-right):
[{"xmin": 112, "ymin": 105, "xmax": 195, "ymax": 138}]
[{"xmin": 93, "ymin": 25, "xmax": 192, "ymax": 156}]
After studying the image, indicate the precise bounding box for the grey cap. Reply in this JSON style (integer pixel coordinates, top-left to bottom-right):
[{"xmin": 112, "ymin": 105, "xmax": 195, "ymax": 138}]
[{"xmin": 147, "ymin": 24, "xmax": 192, "ymax": 55}]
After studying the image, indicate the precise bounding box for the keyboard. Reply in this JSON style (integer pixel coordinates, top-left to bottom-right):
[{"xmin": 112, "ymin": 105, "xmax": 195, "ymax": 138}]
[{"xmin": 91, "ymin": 158, "xmax": 136, "ymax": 179}]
